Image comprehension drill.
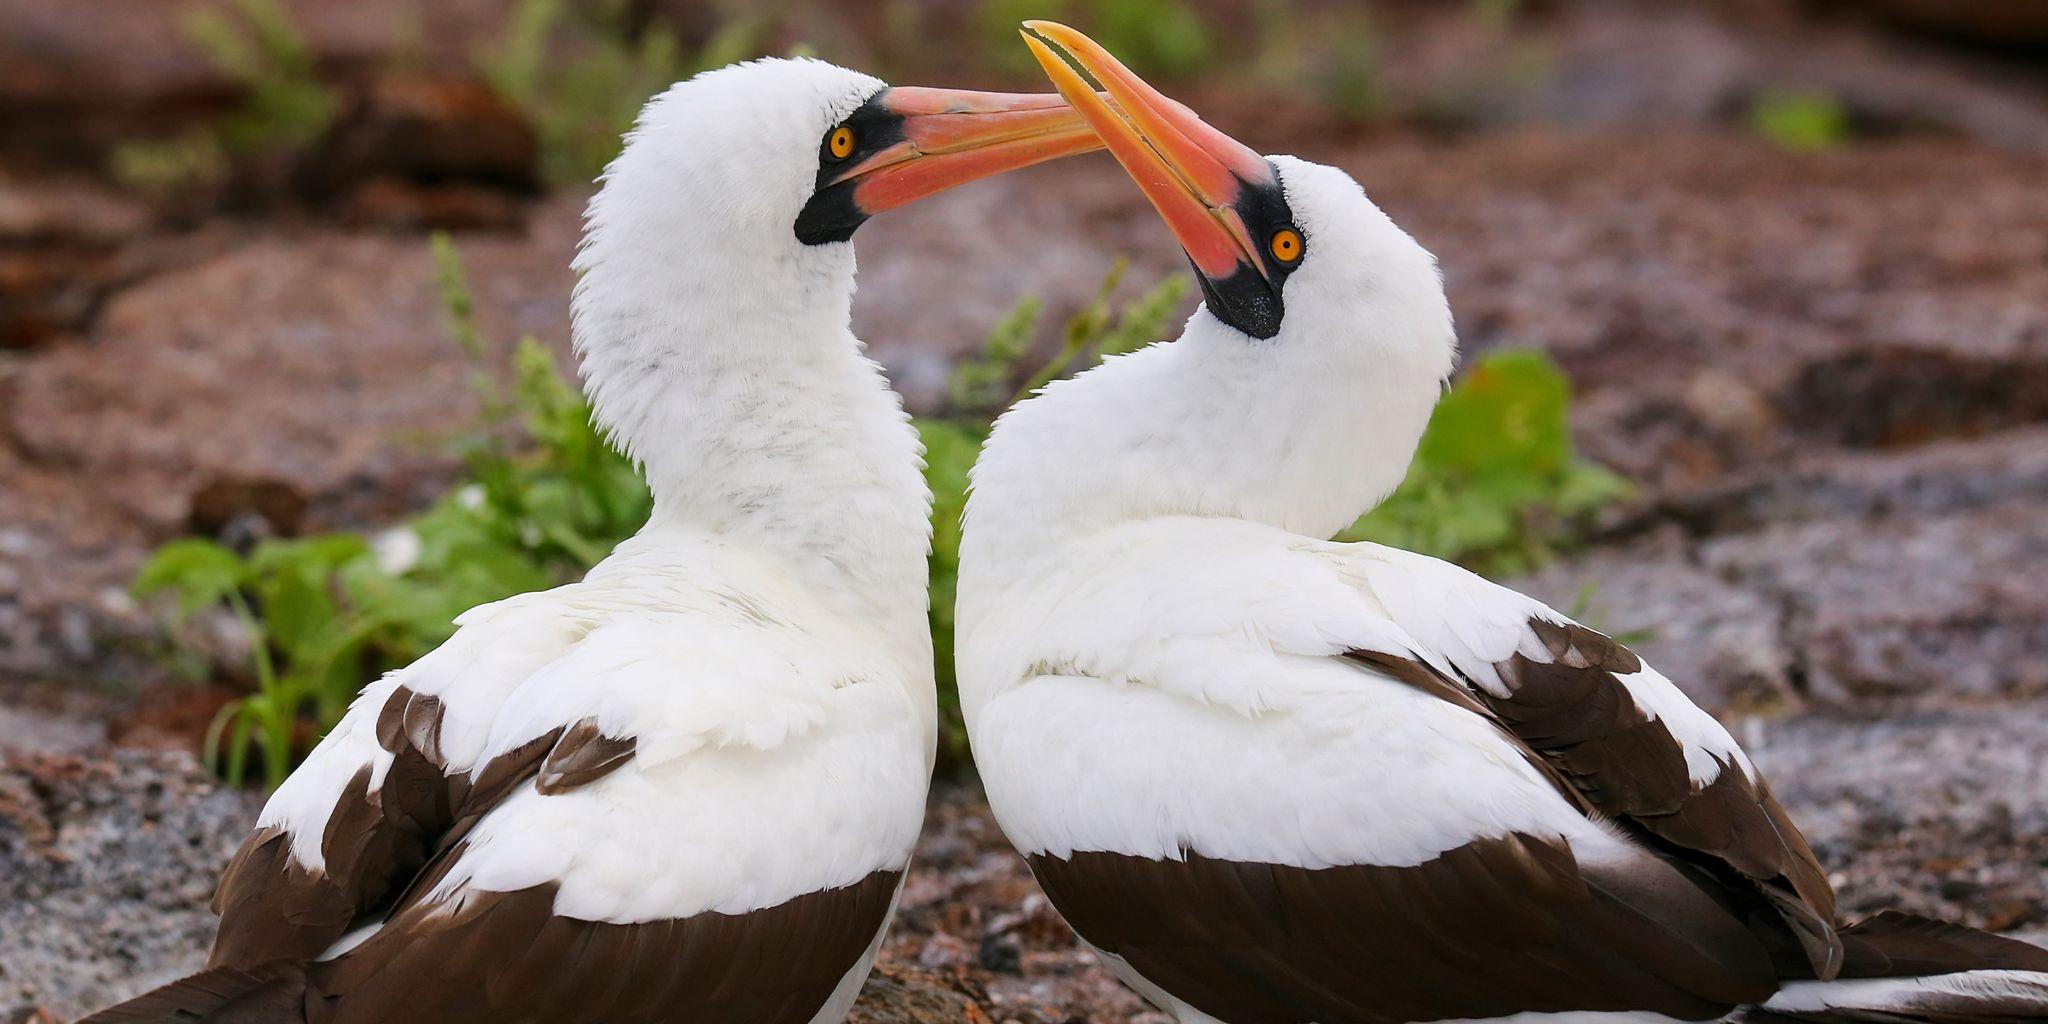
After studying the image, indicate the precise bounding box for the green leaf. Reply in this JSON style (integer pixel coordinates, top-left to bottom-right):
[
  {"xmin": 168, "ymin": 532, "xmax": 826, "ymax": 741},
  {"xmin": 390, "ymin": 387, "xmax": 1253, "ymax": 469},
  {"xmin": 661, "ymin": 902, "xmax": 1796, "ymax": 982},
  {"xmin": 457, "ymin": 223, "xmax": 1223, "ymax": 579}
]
[
  {"xmin": 1751, "ymin": 89, "xmax": 1851, "ymax": 154},
  {"xmin": 134, "ymin": 539, "xmax": 248, "ymax": 620},
  {"xmin": 1341, "ymin": 348, "xmax": 1629, "ymax": 576}
]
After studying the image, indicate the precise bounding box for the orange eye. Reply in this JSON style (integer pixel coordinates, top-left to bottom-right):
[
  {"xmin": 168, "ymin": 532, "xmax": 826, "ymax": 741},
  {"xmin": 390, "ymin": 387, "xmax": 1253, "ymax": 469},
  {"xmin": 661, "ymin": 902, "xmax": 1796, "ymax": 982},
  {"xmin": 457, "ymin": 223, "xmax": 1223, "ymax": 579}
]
[
  {"xmin": 828, "ymin": 126, "xmax": 856, "ymax": 160},
  {"xmin": 1270, "ymin": 227, "xmax": 1303, "ymax": 264}
]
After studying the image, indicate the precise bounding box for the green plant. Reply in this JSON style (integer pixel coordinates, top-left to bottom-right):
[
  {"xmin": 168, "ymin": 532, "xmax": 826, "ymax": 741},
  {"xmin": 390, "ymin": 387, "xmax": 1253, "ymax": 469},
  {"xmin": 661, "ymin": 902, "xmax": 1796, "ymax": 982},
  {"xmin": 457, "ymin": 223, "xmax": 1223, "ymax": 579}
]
[
  {"xmin": 136, "ymin": 234, "xmax": 650, "ymax": 785},
  {"xmin": 480, "ymin": 0, "xmax": 767, "ymax": 183},
  {"xmin": 183, "ymin": 0, "xmax": 339, "ymax": 153},
  {"xmin": 1339, "ymin": 348, "xmax": 1631, "ymax": 577},
  {"xmin": 107, "ymin": 0, "xmax": 336, "ymax": 193},
  {"xmin": 1249, "ymin": 1, "xmax": 1393, "ymax": 125},
  {"xmin": 920, "ymin": 260, "xmax": 1193, "ymax": 768},
  {"xmin": 978, "ymin": 0, "xmax": 1216, "ymax": 80},
  {"xmin": 1750, "ymin": 89, "xmax": 1851, "ymax": 154},
  {"xmin": 109, "ymin": 130, "xmax": 230, "ymax": 195}
]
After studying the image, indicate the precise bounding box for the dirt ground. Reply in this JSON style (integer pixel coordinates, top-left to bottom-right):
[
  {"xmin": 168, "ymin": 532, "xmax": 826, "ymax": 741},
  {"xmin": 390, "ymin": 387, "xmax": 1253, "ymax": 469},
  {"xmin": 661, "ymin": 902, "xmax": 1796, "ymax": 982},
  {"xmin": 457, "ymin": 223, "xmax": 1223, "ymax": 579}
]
[{"xmin": 4, "ymin": 0, "xmax": 2048, "ymax": 1021}]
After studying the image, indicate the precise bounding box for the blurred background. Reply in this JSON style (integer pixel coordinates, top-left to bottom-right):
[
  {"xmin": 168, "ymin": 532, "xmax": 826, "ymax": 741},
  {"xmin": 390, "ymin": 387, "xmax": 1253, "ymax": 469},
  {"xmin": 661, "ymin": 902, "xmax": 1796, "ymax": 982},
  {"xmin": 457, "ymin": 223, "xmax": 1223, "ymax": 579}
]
[{"xmin": 3, "ymin": 1, "xmax": 2047, "ymax": 1021}]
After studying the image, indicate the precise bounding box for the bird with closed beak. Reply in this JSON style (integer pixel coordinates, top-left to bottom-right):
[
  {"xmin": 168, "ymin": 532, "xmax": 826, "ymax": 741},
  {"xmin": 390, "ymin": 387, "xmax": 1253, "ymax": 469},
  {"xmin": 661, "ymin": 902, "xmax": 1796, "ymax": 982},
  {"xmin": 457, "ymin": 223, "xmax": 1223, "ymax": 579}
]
[
  {"xmin": 955, "ymin": 22, "xmax": 2048, "ymax": 1024},
  {"xmin": 86, "ymin": 57, "xmax": 1100, "ymax": 1024}
]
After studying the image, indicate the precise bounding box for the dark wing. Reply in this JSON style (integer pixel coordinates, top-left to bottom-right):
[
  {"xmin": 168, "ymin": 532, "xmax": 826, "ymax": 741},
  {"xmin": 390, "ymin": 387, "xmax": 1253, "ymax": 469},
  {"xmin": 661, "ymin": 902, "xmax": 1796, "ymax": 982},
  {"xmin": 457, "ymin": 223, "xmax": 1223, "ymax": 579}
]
[
  {"xmin": 1030, "ymin": 832, "xmax": 1779, "ymax": 1024},
  {"xmin": 208, "ymin": 685, "xmax": 637, "ymax": 970},
  {"xmin": 302, "ymin": 866, "xmax": 901, "ymax": 1024},
  {"xmin": 208, "ymin": 686, "xmax": 467, "ymax": 967},
  {"xmin": 1491, "ymin": 619, "xmax": 1837, "ymax": 978},
  {"xmin": 1352, "ymin": 551, "xmax": 1843, "ymax": 978}
]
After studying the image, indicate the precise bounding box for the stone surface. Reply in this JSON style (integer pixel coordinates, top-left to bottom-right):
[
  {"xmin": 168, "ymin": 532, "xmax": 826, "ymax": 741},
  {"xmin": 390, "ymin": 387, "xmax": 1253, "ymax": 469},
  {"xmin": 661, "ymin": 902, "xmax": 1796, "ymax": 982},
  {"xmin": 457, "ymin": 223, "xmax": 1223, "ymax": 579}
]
[
  {"xmin": 0, "ymin": 177, "xmax": 154, "ymax": 349},
  {"xmin": 1515, "ymin": 430, "xmax": 2048, "ymax": 715},
  {"xmin": 1749, "ymin": 703, "xmax": 2048, "ymax": 932},
  {"xmin": 0, "ymin": 751, "xmax": 257, "ymax": 1022},
  {"xmin": 1703, "ymin": 498, "xmax": 2048, "ymax": 706}
]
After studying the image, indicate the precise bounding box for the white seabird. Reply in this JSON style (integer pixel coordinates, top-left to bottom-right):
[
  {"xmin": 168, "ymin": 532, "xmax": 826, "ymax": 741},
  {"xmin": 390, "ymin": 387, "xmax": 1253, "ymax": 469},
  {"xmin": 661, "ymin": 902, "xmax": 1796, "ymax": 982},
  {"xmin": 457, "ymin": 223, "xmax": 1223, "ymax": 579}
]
[
  {"xmin": 88, "ymin": 57, "xmax": 1099, "ymax": 1024},
  {"xmin": 954, "ymin": 22, "xmax": 2048, "ymax": 1024}
]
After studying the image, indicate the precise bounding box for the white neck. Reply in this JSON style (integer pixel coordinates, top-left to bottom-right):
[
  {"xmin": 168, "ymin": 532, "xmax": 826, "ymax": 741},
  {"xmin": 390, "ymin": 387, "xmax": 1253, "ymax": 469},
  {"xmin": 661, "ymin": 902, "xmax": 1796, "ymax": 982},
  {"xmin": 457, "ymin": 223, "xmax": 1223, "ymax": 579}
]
[
  {"xmin": 963, "ymin": 312, "xmax": 1443, "ymax": 568},
  {"xmin": 570, "ymin": 161, "xmax": 932, "ymax": 676}
]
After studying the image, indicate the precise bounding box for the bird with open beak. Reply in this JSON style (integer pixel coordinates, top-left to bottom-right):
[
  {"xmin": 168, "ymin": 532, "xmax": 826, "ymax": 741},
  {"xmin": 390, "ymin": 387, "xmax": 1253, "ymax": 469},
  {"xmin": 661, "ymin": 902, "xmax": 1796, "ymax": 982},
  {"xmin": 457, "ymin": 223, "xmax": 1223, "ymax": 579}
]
[
  {"xmin": 955, "ymin": 22, "xmax": 2048, "ymax": 1024},
  {"xmin": 84, "ymin": 59, "xmax": 1101, "ymax": 1024}
]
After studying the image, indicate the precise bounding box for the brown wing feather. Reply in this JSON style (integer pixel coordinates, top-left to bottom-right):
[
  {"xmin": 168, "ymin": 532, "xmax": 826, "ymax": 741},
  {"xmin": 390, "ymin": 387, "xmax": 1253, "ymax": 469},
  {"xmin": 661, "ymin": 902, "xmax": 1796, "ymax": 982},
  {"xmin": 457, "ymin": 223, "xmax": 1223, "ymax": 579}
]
[
  {"xmin": 78, "ymin": 961, "xmax": 310, "ymax": 1024},
  {"xmin": 1030, "ymin": 834, "xmax": 1778, "ymax": 1024},
  {"xmin": 209, "ymin": 686, "xmax": 636, "ymax": 971},
  {"xmin": 209, "ymin": 687, "xmax": 464, "ymax": 968},
  {"xmin": 537, "ymin": 720, "xmax": 637, "ymax": 795},
  {"xmin": 1352, "ymin": 617, "xmax": 1842, "ymax": 979},
  {"xmin": 304, "ymin": 870, "xmax": 902, "ymax": 1024}
]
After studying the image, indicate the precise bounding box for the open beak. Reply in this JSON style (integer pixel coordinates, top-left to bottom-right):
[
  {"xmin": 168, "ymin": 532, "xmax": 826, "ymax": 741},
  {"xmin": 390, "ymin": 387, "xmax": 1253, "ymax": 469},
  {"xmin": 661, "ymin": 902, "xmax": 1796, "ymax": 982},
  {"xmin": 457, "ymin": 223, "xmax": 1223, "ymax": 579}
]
[
  {"xmin": 835, "ymin": 87, "xmax": 1102, "ymax": 215},
  {"xmin": 1020, "ymin": 21, "xmax": 1289, "ymax": 336}
]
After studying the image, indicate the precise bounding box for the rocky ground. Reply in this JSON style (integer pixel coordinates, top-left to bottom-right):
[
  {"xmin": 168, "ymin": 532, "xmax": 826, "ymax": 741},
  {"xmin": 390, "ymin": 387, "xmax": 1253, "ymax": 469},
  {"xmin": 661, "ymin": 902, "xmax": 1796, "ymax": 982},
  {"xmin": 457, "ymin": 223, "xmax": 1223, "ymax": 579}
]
[{"xmin": 4, "ymin": 0, "xmax": 2048, "ymax": 1021}]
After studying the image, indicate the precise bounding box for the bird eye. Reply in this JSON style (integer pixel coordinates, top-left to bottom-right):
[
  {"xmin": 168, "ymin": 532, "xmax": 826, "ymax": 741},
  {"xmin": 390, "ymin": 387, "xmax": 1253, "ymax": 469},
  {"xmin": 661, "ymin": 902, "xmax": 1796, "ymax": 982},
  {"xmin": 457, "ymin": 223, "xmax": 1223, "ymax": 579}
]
[
  {"xmin": 828, "ymin": 126, "xmax": 857, "ymax": 160},
  {"xmin": 1269, "ymin": 227, "xmax": 1304, "ymax": 265}
]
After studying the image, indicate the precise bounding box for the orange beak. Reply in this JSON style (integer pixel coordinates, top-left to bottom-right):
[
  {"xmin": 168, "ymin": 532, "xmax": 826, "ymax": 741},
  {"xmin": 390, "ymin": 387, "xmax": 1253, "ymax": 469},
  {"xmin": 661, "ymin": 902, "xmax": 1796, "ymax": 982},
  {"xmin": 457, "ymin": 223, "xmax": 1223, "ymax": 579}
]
[
  {"xmin": 1019, "ymin": 21, "xmax": 1276, "ymax": 281},
  {"xmin": 834, "ymin": 87, "xmax": 1103, "ymax": 215},
  {"xmin": 1019, "ymin": 21, "xmax": 1292, "ymax": 337}
]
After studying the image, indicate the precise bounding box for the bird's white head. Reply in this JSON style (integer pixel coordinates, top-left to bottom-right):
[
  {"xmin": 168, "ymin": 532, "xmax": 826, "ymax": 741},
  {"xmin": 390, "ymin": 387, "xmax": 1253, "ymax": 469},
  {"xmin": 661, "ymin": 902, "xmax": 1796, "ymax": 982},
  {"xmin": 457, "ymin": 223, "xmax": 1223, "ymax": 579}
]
[
  {"xmin": 962, "ymin": 27, "xmax": 1454, "ymax": 557},
  {"xmin": 572, "ymin": 57, "xmax": 1098, "ymax": 500}
]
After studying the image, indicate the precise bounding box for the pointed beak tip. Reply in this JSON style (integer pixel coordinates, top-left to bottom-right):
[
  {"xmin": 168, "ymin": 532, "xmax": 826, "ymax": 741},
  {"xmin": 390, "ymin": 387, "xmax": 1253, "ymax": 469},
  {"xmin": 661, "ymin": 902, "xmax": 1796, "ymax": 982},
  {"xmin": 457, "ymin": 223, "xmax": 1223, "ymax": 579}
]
[{"xmin": 1010, "ymin": 21, "xmax": 1276, "ymax": 288}]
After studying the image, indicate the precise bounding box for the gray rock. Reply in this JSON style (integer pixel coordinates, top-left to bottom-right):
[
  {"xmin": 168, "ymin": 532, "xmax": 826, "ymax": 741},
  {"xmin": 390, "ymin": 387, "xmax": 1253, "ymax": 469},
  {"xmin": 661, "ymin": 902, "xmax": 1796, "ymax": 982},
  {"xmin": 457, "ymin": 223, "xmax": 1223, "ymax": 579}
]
[
  {"xmin": 1749, "ymin": 703, "xmax": 2048, "ymax": 930},
  {"xmin": 0, "ymin": 751, "xmax": 256, "ymax": 1023},
  {"xmin": 1652, "ymin": 427, "xmax": 2048, "ymax": 537},
  {"xmin": 1703, "ymin": 498, "xmax": 2048, "ymax": 706}
]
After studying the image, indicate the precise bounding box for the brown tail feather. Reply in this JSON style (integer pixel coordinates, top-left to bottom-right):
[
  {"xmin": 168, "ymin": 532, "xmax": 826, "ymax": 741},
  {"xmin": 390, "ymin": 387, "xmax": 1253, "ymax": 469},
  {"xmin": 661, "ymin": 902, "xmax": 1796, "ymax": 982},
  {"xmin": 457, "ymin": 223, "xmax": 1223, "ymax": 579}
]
[
  {"xmin": 1738, "ymin": 914, "xmax": 2048, "ymax": 1023},
  {"xmin": 1739, "ymin": 971, "xmax": 2048, "ymax": 1022},
  {"xmin": 1839, "ymin": 911, "xmax": 2048, "ymax": 979},
  {"xmin": 77, "ymin": 960, "xmax": 308, "ymax": 1024}
]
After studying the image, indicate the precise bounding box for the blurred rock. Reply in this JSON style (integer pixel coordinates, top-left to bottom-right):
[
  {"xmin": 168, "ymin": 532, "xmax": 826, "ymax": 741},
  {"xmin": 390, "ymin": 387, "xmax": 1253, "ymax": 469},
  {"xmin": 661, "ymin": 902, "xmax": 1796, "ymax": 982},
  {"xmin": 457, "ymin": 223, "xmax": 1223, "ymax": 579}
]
[
  {"xmin": 299, "ymin": 73, "xmax": 540, "ymax": 211},
  {"xmin": 5, "ymin": 202, "xmax": 578, "ymax": 534},
  {"xmin": 1780, "ymin": 347, "xmax": 2048, "ymax": 449},
  {"xmin": 0, "ymin": 0, "xmax": 520, "ymax": 168},
  {"xmin": 0, "ymin": 178, "xmax": 151, "ymax": 349},
  {"xmin": 186, "ymin": 473, "xmax": 308, "ymax": 546},
  {"xmin": 336, "ymin": 178, "xmax": 527, "ymax": 232},
  {"xmin": 1834, "ymin": 0, "xmax": 2048, "ymax": 50},
  {"xmin": 1651, "ymin": 427, "xmax": 2048, "ymax": 536},
  {"xmin": 0, "ymin": 451, "xmax": 158, "ymax": 686},
  {"xmin": 0, "ymin": 682, "xmax": 112, "ymax": 757},
  {"xmin": 0, "ymin": 750, "xmax": 257, "ymax": 1021}
]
